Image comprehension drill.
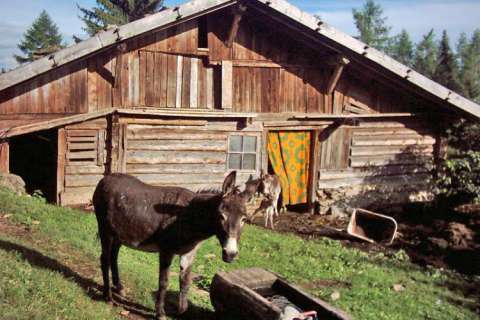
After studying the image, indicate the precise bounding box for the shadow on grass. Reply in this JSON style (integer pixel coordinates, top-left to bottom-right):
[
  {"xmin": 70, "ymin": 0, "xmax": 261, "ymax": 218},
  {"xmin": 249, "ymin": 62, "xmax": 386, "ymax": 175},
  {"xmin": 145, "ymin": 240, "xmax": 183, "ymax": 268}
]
[{"xmin": 0, "ymin": 239, "xmax": 215, "ymax": 319}]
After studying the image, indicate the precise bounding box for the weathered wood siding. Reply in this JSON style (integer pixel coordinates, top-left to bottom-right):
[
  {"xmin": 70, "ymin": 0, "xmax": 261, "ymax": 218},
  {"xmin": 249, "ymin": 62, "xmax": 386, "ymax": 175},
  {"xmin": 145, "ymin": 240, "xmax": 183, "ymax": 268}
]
[
  {"xmin": 60, "ymin": 118, "xmax": 107, "ymax": 205},
  {"xmin": 317, "ymin": 120, "xmax": 436, "ymax": 189},
  {"xmin": 0, "ymin": 60, "xmax": 88, "ymax": 114}
]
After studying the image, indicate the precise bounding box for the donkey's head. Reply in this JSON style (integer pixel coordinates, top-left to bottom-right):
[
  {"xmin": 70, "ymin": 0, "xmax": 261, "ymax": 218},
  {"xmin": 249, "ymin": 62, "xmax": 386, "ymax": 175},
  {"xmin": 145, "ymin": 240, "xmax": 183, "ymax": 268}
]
[{"xmin": 215, "ymin": 171, "xmax": 251, "ymax": 263}]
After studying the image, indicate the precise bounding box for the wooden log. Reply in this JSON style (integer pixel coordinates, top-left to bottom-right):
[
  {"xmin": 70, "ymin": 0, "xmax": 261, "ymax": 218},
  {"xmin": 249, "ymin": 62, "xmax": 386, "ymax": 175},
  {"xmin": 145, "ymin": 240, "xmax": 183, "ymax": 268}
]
[
  {"xmin": 127, "ymin": 130, "xmax": 227, "ymax": 141},
  {"xmin": 66, "ymin": 165, "xmax": 104, "ymax": 175},
  {"xmin": 221, "ymin": 61, "xmax": 233, "ymax": 109},
  {"xmin": 127, "ymin": 139, "xmax": 226, "ymax": 151},
  {"xmin": 319, "ymin": 165, "xmax": 433, "ymax": 180},
  {"xmin": 132, "ymin": 173, "xmax": 225, "ymax": 185},
  {"xmin": 350, "ymin": 155, "xmax": 433, "ymax": 167},
  {"xmin": 326, "ymin": 56, "xmax": 349, "ymax": 95},
  {"xmin": 126, "ymin": 163, "xmax": 225, "ymax": 174},
  {"xmin": 65, "ymin": 174, "xmax": 104, "ymax": 187},
  {"xmin": 0, "ymin": 141, "xmax": 9, "ymax": 174},
  {"xmin": 226, "ymin": 4, "xmax": 247, "ymax": 48},
  {"xmin": 67, "ymin": 150, "xmax": 98, "ymax": 160},
  {"xmin": 350, "ymin": 145, "xmax": 434, "ymax": 156},
  {"xmin": 352, "ymin": 136, "xmax": 435, "ymax": 147},
  {"xmin": 119, "ymin": 118, "xmax": 207, "ymax": 126},
  {"xmin": 126, "ymin": 150, "xmax": 226, "ymax": 164},
  {"xmin": 60, "ymin": 187, "xmax": 96, "ymax": 205},
  {"xmin": 318, "ymin": 173, "xmax": 432, "ymax": 189}
]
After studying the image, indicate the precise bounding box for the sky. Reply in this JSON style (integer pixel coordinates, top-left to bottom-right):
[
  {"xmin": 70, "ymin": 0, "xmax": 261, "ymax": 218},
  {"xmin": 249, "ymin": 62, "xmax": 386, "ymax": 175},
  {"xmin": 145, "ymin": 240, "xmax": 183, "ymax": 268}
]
[{"xmin": 0, "ymin": 0, "xmax": 479, "ymax": 70}]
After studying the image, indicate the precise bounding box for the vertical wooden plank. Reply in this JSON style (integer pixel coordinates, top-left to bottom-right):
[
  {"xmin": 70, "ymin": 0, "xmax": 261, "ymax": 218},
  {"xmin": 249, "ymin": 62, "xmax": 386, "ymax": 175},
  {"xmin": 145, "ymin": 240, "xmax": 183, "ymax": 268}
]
[
  {"xmin": 109, "ymin": 114, "xmax": 120, "ymax": 174},
  {"xmin": 198, "ymin": 58, "xmax": 207, "ymax": 108},
  {"xmin": 167, "ymin": 54, "xmax": 177, "ymax": 108},
  {"xmin": 221, "ymin": 61, "xmax": 233, "ymax": 109},
  {"xmin": 0, "ymin": 141, "xmax": 9, "ymax": 174},
  {"xmin": 56, "ymin": 128, "xmax": 66, "ymax": 205},
  {"xmin": 176, "ymin": 56, "xmax": 183, "ymax": 108},
  {"xmin": 97, "ymin": 130, "xmax": 105, "ymax": 167},
  {"xmin": 131, "ymin": 45, "xmax": 140, "ymax": 107},
  {"xmin": 139, "ymin": 51, "xmax": 146, "ymax": 106},
  {"xmin": 307, "ymin": 130, "xmax": 320, "ymax": 213},
  {"xmin": 159, "ymin": 53, "xmax": 168, "ymax": 108},
  {"xmin": 153, "ymin": 52, "xmax": 162, "ymax": 107},
  {"xmin": 145, "ymin": 51, "xmax": 155, "ymax": 107},
  {"xmin": 206, "ymin": 67, "xmax": 214, "ymax": 109},
  {"xmin": 118, "ymin": 124, "xmax": 127, "ymax": 173},
  {"xmin": 181, "ymin": 57, "xmax": 191, "ymax": 108},
  {"xmin": 190, "ymin": 57, "xmax": 199, "ymax": 108}
]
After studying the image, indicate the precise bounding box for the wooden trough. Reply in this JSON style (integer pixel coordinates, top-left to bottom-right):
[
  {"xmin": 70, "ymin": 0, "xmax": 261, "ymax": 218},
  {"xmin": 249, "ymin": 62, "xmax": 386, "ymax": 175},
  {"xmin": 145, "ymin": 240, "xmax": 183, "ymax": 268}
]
[
  {"xmin": 210, "ymin": 268, "xmax": 351, "ymax": 320},
  {"xmin": 347, "ymin": 209, "xmax": 398, "ymax": 244}
]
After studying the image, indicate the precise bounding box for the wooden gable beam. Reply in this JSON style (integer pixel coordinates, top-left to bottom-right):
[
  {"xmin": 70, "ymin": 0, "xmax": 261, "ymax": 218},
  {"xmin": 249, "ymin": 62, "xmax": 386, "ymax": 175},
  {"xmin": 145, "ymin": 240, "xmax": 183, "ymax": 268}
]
[
  {"xmin": 0, "ymin": 141, "xmax": 9, "ymax": 174},
  {"xmin": 226, "ymin": 4, "xmax": 247, "ymax": 48},
  {"xmin": 326, "ymin": 55, "xmax": 350, "ymax": 95}
]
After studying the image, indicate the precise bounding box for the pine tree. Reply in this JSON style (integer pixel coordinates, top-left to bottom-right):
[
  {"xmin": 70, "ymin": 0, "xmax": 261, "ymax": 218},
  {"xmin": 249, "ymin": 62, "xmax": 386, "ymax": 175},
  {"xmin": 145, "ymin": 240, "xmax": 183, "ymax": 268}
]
[
  {"xmin": 78, "ymin": 0, "xmax": 164, "ymax": 36},
  {"xmin": 14, "ymin": 10, "xmax": 64, "ymax": 64},
  {"xmin": 389, "ymin": 29, "xmax": 414, "ymax": 67},
  {"xmin": 413, "ymin": 29, "xmax": 438, "ymax": 79},
  {"xmin": 433, "ymin": 30, "xmax": 461, "ymax": 92},
  {"xmin": 352, "ymin": 0, "xmax": 391, "ymax": 51},
  {"xmin": 459, "ymin": 30, "xmax": 480, "ymax": 102}
]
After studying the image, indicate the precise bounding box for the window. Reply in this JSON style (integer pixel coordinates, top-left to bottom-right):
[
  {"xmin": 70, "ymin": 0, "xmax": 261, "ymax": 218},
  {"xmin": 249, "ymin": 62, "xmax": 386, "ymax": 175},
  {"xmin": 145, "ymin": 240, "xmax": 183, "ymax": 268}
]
[{"xmin": 228, "ymin": 135, "xmax": 257, "ymax": 170}]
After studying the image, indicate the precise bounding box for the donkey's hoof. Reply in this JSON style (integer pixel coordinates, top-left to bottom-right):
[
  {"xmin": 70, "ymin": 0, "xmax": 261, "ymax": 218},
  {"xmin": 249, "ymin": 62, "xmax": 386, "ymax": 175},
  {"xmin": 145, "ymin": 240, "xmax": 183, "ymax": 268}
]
[
  {"xmin": 178, "ymin": 303, "xmax": 189, "ymax": 315},
  {"xmin": 113, "ymin": 286, "xmax": 126, "ymax": 297}
]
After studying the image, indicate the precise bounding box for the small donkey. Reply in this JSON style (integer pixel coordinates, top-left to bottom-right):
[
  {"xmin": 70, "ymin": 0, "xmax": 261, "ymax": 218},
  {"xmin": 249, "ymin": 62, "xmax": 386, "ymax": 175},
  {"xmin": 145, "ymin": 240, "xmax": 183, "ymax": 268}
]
[{"xmin": 247, "ymin": 171, "xmax": 284, "ymax": 229}]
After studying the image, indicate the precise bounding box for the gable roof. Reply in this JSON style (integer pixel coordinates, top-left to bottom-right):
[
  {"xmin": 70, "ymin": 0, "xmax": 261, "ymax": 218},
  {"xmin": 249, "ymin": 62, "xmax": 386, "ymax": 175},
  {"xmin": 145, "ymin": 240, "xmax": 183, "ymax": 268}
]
[{"xmin": 0, "ymin": 0, "xmax": 479, "ymax": 119}]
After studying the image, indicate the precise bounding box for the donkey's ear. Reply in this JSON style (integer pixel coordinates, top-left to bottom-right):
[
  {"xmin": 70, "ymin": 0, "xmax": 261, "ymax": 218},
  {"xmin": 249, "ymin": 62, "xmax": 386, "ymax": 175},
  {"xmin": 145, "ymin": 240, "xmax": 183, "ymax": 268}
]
[
  {"xmin": 222, "ymin": 171, "xmax": 237, "ymax": 194},
  {"xmin": 247, "ymin": 174, "xmax": 254, "ymax": 182}
]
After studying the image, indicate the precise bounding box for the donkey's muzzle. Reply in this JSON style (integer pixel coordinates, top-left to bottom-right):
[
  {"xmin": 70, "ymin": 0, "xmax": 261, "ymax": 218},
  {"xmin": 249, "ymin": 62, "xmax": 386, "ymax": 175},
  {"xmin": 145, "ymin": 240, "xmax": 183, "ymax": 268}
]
[
  {"xmin": 222, "ymin": 237, "xmax": 238, "ymax": 263},
  {"xmin": 222, "ymin": 250, "xmax": 237, "ymax": 263}
]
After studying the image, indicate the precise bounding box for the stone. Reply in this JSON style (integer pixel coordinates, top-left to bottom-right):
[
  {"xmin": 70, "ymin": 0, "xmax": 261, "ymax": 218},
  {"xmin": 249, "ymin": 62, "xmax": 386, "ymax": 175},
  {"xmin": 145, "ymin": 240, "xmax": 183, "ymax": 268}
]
[
  {"xmin": 428, "ymin": 237, "xmax": 449, "ymax": 250},
  {"xmin": 328, "ymin": 205, "xmax": 349, "ymax": 220},
  {"xmin": 0, "ymin": 173, "xmax": 26, "ymax": 195}
]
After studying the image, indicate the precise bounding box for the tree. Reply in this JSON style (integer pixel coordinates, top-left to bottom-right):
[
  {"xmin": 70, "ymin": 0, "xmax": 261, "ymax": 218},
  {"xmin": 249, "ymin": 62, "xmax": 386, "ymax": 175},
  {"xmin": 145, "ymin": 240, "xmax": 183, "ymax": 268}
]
[
  {"xmin": 433, "ymin": 30, "xmax": 461, "ymax": 92},
  {"xmin": 78, "ymin": 0, "xmax": 164, "ymax": 36},
  {"xmin": 413, "ymin": 29, "xmax": 438, "ymax": 79},
  {"xmin": 389, "ymin": 29, "xmax": 414, "ymax": 67},
  {"xmin": 352, "ymin": 0, "xmax": 391, "ymax": 51},
  {"xmin": 14, "ymin": 10, "xmax": 64, "ymax": 64},
  {"xmin": 458, "ymin": 30, "xmax": 480, "ymax": 102}
]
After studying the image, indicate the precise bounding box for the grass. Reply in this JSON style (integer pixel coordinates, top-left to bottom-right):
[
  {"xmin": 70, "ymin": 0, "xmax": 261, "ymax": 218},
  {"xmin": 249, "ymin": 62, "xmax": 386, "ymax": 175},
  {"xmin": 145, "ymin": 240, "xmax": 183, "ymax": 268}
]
[{"xmin": 0, "ymin": 187, "xmax": 479, "ymax": 320}]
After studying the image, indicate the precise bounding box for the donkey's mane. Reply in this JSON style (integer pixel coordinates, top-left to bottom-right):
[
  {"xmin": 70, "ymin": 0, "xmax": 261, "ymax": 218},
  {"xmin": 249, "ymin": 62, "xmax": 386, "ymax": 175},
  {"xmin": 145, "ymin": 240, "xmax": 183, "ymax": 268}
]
[{"xmin": 195, "ymin": 186, "xmax": 242, "ymax": 195}]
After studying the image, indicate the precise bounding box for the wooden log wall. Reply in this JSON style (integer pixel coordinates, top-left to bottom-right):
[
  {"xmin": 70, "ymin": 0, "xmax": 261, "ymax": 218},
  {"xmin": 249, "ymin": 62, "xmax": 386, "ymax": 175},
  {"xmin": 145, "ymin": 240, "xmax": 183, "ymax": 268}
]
[
  {"xmin": 123, "ymin": 119, "xmax": 262, "ymax": 190},
  {"xmin": 317, "ymin": 120, "xmax": 436, "ymax": 189},
  {"xmin": 60, "ymin": 118, "xmax": 107, "ymax": 205}
]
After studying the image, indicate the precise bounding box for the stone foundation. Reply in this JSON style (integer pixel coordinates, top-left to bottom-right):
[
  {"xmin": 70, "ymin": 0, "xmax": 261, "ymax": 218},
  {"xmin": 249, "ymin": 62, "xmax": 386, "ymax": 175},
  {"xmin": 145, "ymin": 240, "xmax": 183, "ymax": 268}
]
[{"xmin": 316, "ymin": 183, "xmax": 433, "ymax": 215}]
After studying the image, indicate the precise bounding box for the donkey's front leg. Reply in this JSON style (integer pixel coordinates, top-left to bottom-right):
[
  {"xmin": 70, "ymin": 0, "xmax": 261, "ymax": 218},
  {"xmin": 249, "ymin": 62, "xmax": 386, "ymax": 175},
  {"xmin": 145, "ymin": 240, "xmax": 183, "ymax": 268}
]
[
  {"xmin": 178, "ymin": 244, "xmax": 200, "ymax": 315},
  {"xmin": 156, "ymin": 251, "xmax": 173, "ymax": 320}
]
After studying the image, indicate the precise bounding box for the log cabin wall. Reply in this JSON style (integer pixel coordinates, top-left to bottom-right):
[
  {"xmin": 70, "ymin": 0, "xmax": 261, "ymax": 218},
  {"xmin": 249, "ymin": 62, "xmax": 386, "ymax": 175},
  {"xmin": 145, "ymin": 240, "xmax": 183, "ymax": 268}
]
[
  {"xmin": 59, "ymin": 115, "xmax": 262, "ymax": 206},
  {"xmin": 60, "ymin": 118, "xmax": 108, "ymax": 205}
]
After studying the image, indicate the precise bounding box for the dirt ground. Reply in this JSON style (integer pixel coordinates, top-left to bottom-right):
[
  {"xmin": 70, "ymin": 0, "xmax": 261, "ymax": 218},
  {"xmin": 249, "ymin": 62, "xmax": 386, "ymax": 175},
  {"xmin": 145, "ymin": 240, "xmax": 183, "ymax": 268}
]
[{"xmin": 250, "ymin": 203, "xmax": 480, "ymax": 275}]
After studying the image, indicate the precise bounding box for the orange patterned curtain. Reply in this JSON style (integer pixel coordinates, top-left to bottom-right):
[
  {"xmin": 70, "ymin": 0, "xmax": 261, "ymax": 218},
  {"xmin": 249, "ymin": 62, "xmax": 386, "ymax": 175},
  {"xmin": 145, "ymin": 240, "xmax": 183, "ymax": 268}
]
[{"xmin": 267, "ymin": 131, "xmax": 310, "ymax": 205}]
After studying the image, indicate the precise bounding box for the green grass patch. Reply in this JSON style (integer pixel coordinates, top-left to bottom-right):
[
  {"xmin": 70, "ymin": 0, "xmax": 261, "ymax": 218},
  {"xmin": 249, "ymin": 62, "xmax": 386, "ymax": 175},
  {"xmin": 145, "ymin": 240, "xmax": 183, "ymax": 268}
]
[{"xmin": 0, "ymin": 188, "xmax": 478, "ymax": 320}]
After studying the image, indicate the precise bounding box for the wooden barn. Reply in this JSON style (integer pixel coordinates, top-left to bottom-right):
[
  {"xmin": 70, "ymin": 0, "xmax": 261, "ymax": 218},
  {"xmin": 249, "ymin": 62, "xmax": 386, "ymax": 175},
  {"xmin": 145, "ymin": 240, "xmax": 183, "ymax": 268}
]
[{"xmin": 0, "ymin": 0, "xmax": 479, "ymax": 212}]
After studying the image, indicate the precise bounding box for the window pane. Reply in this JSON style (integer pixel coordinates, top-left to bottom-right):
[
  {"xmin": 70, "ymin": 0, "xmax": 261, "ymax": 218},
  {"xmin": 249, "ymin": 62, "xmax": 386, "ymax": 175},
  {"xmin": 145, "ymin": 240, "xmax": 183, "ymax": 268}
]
[
  {"xmin": 229, "ymin": 136, "xmax": 242, "ymax": 152},
  {"xmin": 228, "ymin": 154, "xmax": 242, "ymax": 169},
  {"xmin": 243, "ymin": 136, "xmax": 257, "ymax": 153},
  {"xmin": 242, "ymin": 153, "xmax": 256, "ymax": 170}
]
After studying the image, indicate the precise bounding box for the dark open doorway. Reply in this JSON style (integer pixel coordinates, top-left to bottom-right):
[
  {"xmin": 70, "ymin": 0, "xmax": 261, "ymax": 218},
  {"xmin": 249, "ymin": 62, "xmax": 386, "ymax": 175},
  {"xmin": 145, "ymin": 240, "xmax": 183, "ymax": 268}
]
[{"xmin": 9, "ymin": 129, "xmax": 58, "ymax": 203}]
